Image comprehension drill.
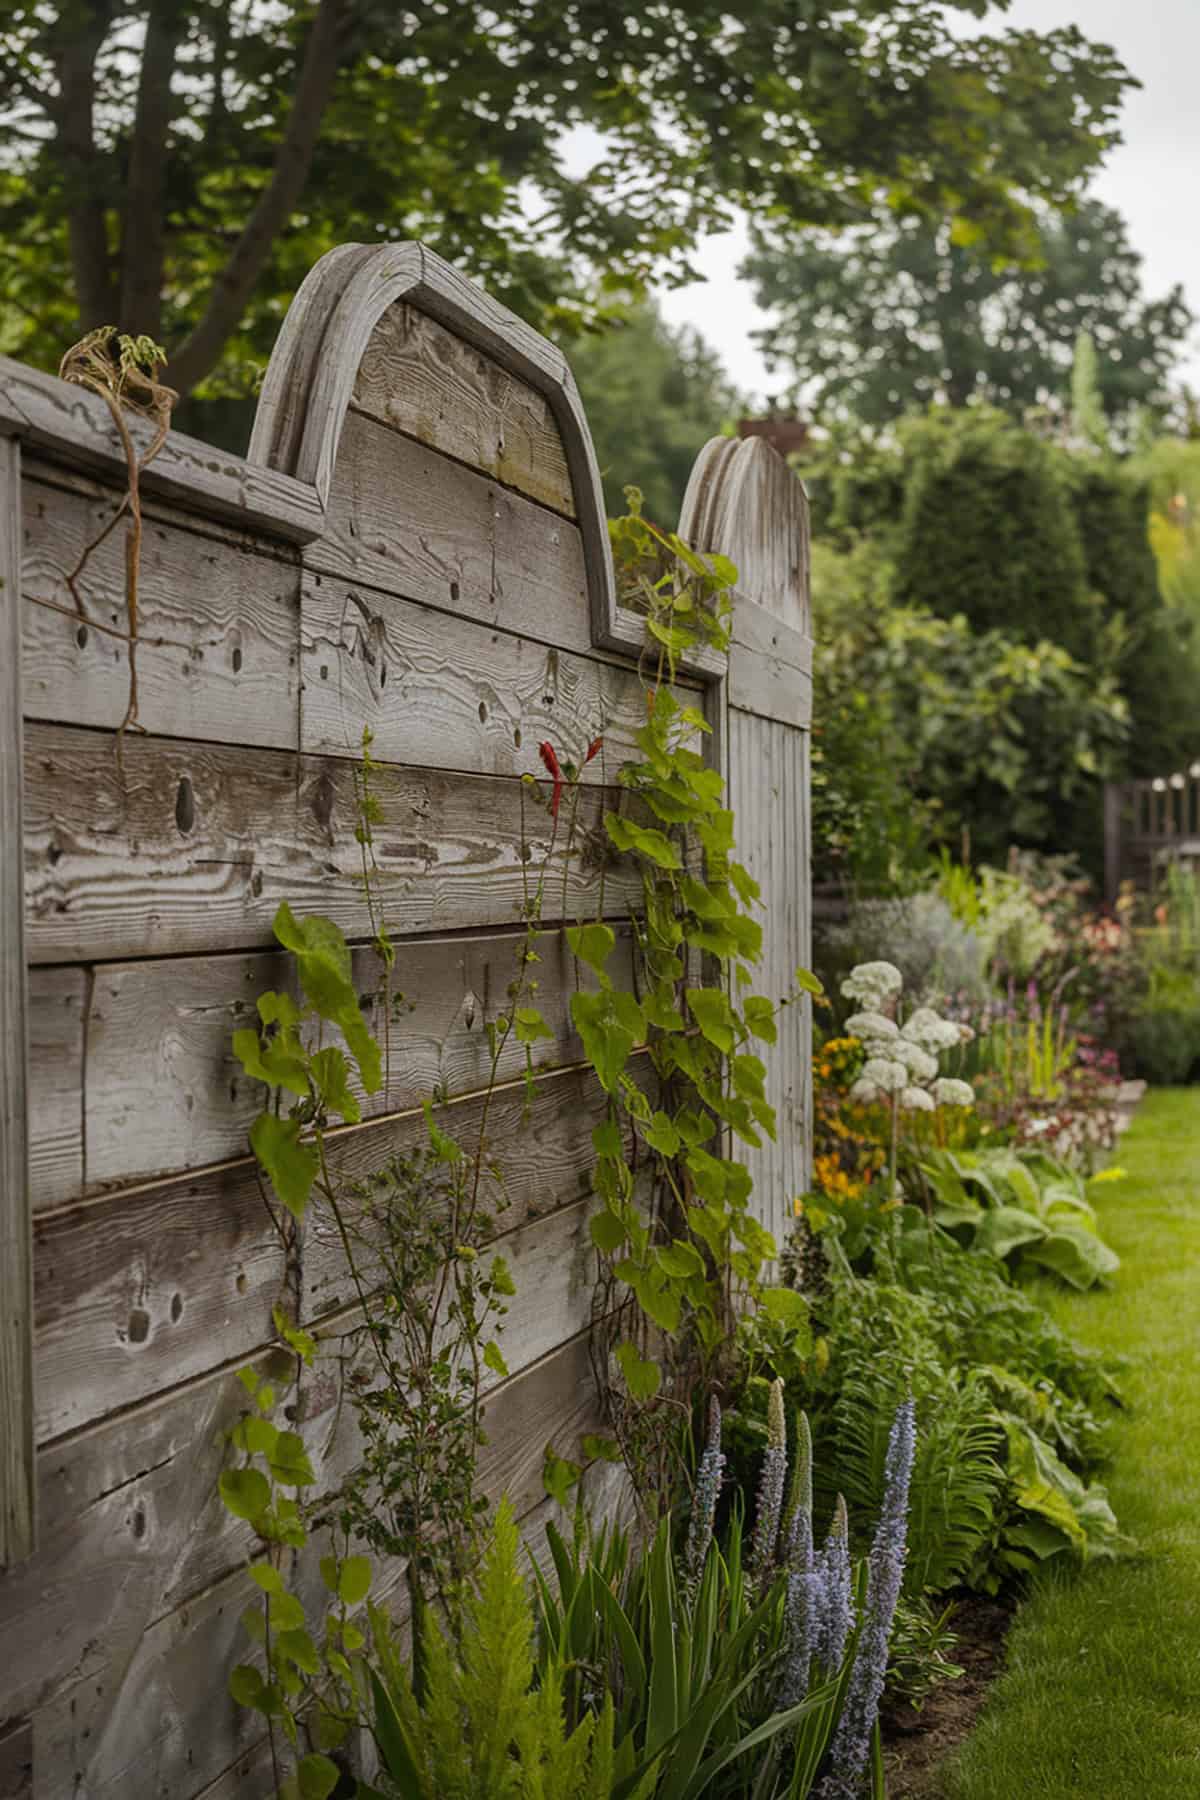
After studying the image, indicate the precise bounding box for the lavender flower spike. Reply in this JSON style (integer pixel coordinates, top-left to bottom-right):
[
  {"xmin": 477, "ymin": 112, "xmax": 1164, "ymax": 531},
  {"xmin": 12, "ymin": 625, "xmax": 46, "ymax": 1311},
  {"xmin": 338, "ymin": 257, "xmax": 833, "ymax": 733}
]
[
  {"xmin": 817, "ymin": 1399, "xmax": 916, "ymax": 1800},
  {"xmin": 750, "ymin": 1378, "xmax": 788, "ymax": 1589},
  {"xmin": 811, "ymin": 1494, "xmax": 854, "ymax": 1674},
  {"xmin": 783, "ymin": 1409, "xmax": 814, "ymax": 1575},
  {"xmin": 684, "ymin": 1396, "xmax": 725, "ymax": 1600}
]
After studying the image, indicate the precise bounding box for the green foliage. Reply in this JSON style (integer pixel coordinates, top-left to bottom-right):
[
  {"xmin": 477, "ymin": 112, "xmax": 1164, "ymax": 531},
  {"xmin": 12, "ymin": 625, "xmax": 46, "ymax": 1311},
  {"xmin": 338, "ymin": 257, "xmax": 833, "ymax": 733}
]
[
  {"xmin": 787, "ymin": 1215, "xmax": 1124, "ymax": 1601},
  {"xmin": 745, "ymin": 197, "xmax": 1192, "ymax": 431},
  {"xmin": 581, "ymin": 493, "xmax": 822, "ymax": 1511},
  {"xmin": 810, "ymin": 534, "xmax": 1128, "ymax": 871},
  {"xmin": 913, "ymin": 1148, "xmax": 1121, "ymax": 1290},
  {"xmin": 892, "ymin": 410, "xmax": 1093, "ymax": 659},
  {"xmin": 0, "ymin": 6, "xmax": 1131, "ymax": 397}
]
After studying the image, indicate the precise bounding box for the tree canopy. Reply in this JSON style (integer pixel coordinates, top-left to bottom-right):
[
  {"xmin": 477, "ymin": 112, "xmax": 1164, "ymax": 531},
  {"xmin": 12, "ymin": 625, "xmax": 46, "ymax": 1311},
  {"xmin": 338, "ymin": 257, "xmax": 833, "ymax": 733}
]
[
  {"xmin": 0, "ymin": 2, "xmax": 1132, "ymax": 395},
  {"xmin": 744, "ymin": 197, "xmax": 1192, "ymax": 429},
  {"xmin": 563, "ymin": 306, "xmax": 742, "ymax": 526}
]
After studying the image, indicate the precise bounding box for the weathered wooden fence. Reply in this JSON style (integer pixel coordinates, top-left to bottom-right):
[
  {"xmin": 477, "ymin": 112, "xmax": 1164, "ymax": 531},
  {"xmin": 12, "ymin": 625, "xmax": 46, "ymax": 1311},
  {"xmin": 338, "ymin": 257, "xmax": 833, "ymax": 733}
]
[
  {"xmin": 1104, "ymin": 763, "xmax": 1200, "ymax": 903},
  {"xmin": 0, "ymin": 242, "xmax": 811, "ymax": 1799}
]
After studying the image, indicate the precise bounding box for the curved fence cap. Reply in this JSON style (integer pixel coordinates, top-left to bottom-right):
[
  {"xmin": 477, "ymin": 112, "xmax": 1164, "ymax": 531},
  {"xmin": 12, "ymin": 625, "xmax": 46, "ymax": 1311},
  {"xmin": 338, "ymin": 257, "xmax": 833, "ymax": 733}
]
[
  {"xmin": 247, "ymin": 239, "xmax": 620, "ymax": 655},
  {"xmin": 679, "ymin": 435, "xmax": 809, "ymax": 634}
]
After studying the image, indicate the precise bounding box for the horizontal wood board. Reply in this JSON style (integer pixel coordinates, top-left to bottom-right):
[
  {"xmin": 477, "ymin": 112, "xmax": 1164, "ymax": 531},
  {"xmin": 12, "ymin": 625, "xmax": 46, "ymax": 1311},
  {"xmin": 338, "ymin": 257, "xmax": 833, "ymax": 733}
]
[{"xmin": 24, "ymin": 721, "xmax": 645, "ymax": 963}]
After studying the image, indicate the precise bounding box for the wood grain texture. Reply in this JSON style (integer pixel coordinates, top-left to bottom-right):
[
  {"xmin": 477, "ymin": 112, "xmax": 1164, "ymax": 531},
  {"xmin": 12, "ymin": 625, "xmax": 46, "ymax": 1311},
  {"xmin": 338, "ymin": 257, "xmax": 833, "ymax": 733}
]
[
  {"xmin": 353, "ymin": 301, "xmax": 575, "ymax": 516},
  {"xmin": 0, "ymin": 434, "xmax": 35, "ymax": 1568},
  {"xmin": 33, "ymin": 1061, "xmax": 625, "ymax": 1441},
  {"xmin": 24, "ymin": 722, "xmax": 643, "ymax": 963},
  {"xmin": 310, "ymin": 409, "xmax": 596, "ymax": 654},
  {"xmin": 0, "ymin": 1720, "xmax": 32, "ymax": 1800},
  {"xmin": 301, "ymin": 570, "xmax": 659, "ymax": 779},
  {"xmin": 679, "ymin": 433, "xmax": 813, "ymax": 1250},
  {"xmin": 21, "ymin": 471, "xmax": 301, "ymax": 749},
  {"xmin": 79, "ymin": 927, "xmax": 634, "ymax": 1192},
  {"xmin": 0, "ymin": 353, "xmax": 324, "ymax": 543},
  {"xmin": 11, "ymin": 1329, "xmax": 604, "ymax": 1798},
  {"xmin": 27, "ymin": 966, "xmax": 85, "ymax": 1211}
]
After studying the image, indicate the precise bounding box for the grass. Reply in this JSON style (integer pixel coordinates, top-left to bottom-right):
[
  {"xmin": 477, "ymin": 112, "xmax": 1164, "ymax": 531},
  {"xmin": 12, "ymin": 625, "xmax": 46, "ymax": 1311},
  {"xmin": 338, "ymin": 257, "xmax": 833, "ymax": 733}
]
[{"xmin": 935, "ymin": 1087, "xmax": 1200, "ymax": 1799}]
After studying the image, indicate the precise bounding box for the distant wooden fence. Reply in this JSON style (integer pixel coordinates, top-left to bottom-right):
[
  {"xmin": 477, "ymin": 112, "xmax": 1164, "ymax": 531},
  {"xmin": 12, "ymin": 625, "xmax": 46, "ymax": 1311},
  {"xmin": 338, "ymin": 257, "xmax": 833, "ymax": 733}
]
[
  {"xmin": 0, "ymin": 242, "xmax": 811, "ymax": 1799},
  {"xmin": 1104, "ymin": 763, "xmax": 1200, "ymax": 903}
]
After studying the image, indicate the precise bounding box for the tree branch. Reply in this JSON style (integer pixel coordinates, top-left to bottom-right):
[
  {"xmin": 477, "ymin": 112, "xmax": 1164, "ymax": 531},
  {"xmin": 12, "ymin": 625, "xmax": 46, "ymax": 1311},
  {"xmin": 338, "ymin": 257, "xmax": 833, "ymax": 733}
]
[
  {"xmin": 119, "ymin": 1, "xmax": 185, "ymax": 339},
  {"xmin": 167, "ymin": 0, "xmax": 346, "ymax": 396},
  {"xmin": 56, "ymin": 1, "xmax": 117, "ymax": 329}
]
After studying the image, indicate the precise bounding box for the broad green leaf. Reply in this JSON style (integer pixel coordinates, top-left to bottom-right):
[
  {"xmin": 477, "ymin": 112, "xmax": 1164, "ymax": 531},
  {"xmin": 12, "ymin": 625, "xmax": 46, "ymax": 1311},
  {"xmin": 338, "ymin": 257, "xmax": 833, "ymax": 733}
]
[
  {"xmin": 219, "ymin": 1466, "xmax": 271, "ymax": 1523},
  {"xmin": 593, "ymin": 1117, "xmax": 624, "ymax": 1157},
  {"xmin": 742, "ymin": 995, "xmax": 777, "ymax": 1045},
  {"xmin": 269, "ymin": 1429, "xmax": 317, "ymax": 1487},
  {"xmin": 337, "ymin": 1555, "xmax": 372, "ymax": 1606},
  {"xmin": 655, "ymin": 1240, "xmax": 705, "ymax": 1279},
  {"xmin": 232, "ymin": 1025, "xmax": 310, "ymax": 1099},
  {"xmin": 794, "ymin": 965, "xmax": 825, "ymax": 996},
  {"xmin": 544, "ymin": 1446, "xmax": 583, "ymax": 1506},
  {"xmin": 605, "ymin": 813, "xmax": 683, "ymax": 869},
  {"xmin": 276, "ymin": 1627, "xmax": 321, "ymax": 1675},
  {"xmin": 483, "ymin": 1339, "xmax": 509, "ymax": 1378},
  {"xmin": 642, "ymin": 1110, "xmax": 681, "ymax": 1156},
  {"xmin": 249, "ymin": 1113, "xmax": 318, "ymax": 1220},
  {"xmin": 295, "ymin": 1753, "xmax": 340, "ymax": 1800},
  {"xmin": 423, "ymin": 1099, "xmax": 464, "ymax": 1164},
  {"xmin": 686, "ymin": 986, "xmax": 735, "ymax": 1054},
  {"xmin": 615, "ymin": 1340, "xmax": 661, "ymax": 1401},
  {"xmin": 514, "ymin": 1005, "xmax": 553, "ymax": 1044},
  {"xmin": 229, "ymin": 1663, "xmax": 268, "ymax": 1709},
  {"xmin": 590, "ymin": 1207, "xmax": 628, "ymax": 1253},
  {"xmin": 247, "ymin": 1561, "xmax": 283, "ymax": 1594},
  {"xmin": 309, "ymin": 1045, "xmax": 361, "ymax": 1122},
  {"xmin": 571, "ymin": 989, "xmax": 641, "ymax": 1093},
  {"xmin": 567, "ymin": 919, "xmax": 617, "ymax": 979},
  {"xmin": 759, "ymin": 1287, "xmax": 809, "ymax": 1331}
]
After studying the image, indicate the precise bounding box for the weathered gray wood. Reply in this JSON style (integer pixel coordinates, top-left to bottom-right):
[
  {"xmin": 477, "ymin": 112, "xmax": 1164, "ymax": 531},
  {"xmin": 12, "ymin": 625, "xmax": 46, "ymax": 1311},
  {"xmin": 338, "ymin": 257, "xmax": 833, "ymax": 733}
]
[
  {"xmin": 310, "ymin": 409, "xmax": 597, "ymax": 653},
  {"xmin": 15, "ymin": 1328, "xmax": 604, "ymax": 1797},
  {"xmin": 301, "ymin": 570, "xmax": 658, "ymax": 778},
  {"xmin": 0, "ymin": 1719, "xmax": 32, "ymax": 1799},
  {"xmin": 33, "ymin": 1062, "xmax": 626, "ymax": 1441},
  {"xmin": 680, "ymin": 435, "xmax": 813, "ymax": 1255},
  {"xmin": 27, "ymin": 966, "xmax": 85, "ymax": 1211},
  {"xmin": 21, "ymin": 469, "xmax": 302, "ymax": 749},
  {"xmin": 353, "ymin": 301, "xmax": 576, "ymax": 517},
  {"xmin": 0, "ymin": 434, "xmax": 35, "ymax": 1568},
  {"xmin": 24, "ymin": 722, "xmax": 644, "ymax": 963},
  {"xmin": 77, "ymin": 928, "xmax": 634, "ymax": 1193},
  {"xmin": 0, "ymin": 353, "xmax": 324, "ymax": 543}
]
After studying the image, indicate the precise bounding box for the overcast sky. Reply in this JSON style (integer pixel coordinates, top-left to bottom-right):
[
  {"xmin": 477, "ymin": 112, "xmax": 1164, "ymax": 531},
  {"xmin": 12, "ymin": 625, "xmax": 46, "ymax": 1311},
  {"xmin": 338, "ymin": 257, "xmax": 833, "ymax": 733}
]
[{"xmin": 654, "ymin": 0, "xmax": 1200, "ymax": 405}]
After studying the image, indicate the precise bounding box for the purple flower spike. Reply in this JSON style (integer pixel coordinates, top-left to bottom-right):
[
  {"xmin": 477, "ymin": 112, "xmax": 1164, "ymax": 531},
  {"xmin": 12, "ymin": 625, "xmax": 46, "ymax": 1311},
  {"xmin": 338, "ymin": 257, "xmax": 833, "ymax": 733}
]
[
  {"xmin": 684, "ymin": 1395, "xmax": 724, "ymax": 1601},
  {"xmin": 750, "ymin": 1379, "xmax": 788, "ymax": 1590},
  {"xmin": 812, "ymin": 1494, "xmax": 854, "ymax": 1673},
  {"xmin": 816, "ymin": 1400, "xmax": 916, "ymax": 1800}
]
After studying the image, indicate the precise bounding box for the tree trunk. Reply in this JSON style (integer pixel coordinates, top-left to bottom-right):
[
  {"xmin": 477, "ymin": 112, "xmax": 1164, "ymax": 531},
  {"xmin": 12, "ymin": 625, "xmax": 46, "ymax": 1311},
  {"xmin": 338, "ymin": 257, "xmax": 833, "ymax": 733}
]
[
  {"xmin": 167, "ymin": 0, "xmax": 346, "ymax": 397},
  {"xmin": 56, "ymin": 1, "xmax": 117, "ymax": 330},
  {"xmin": 119, "ymin": 1, "xmax": 185, "ymax": 341}
]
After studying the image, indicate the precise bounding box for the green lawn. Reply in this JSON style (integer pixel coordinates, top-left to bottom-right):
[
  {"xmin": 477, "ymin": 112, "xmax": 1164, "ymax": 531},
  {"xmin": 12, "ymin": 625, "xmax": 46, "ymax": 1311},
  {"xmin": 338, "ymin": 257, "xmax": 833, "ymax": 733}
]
[{"xmin": 936, "ymin": 1087, "xmax": 1200, "ymax": 1800}]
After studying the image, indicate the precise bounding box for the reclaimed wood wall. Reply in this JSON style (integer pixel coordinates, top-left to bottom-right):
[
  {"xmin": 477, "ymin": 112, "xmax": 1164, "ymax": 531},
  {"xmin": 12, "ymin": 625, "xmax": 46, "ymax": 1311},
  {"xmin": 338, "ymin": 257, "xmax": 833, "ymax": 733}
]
[{"xmin": 0, "ymin": 242, "xmax": 810, "ymax": 1798}]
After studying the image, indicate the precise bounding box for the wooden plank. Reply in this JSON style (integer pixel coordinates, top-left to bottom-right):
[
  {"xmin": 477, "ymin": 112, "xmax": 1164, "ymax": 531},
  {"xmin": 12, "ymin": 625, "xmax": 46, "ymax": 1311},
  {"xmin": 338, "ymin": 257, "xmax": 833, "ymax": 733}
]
[
  {"xmin": 80, "ymin": 927, "xmax": 634, "ymax": 1193},
  {"xmin": 0, "ymin": 353, "xmax": 324, "ymax": 543},
  {"xmin": 33, "ymin": 1062, "xmax": 624, "ymax": 1442},
  {"xmin": 309, "ymin": 410, "xmax": 597, "ymax": 655},
  {"xmin": 353, "ymin": 302, "xmax": 575, "ymax": 517},
  {"xmin": 0, "ymin": 1721, "xmax": 31, "ymax": 1800},
  {"xmin": 0, "ymin": 434, "xmax": 35, "ymax": 1568},
  {"xmin": 301, "ymin": 570, "xmax": 656, "ymax": 779},
  {"xmin": 21, "ymin": 471, "xmax": 301, "ymax": 749},
  {"xmin": 24, "ymin": 722, "xmax": 644, "ymax": 963},
  {"xmin": 27, "ymin": 966, "xmax": 85, "ymax": 1211},
  {"xmin": 15, "ymin": 1331, "xmax": 605, "ymax": 1798}
]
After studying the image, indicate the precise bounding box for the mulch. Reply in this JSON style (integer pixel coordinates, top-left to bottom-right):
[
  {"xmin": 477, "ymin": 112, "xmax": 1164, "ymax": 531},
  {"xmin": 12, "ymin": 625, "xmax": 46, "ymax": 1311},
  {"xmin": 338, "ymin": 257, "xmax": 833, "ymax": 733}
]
[{"xmin": 881, "ymin": 1596, "xmax": 1015, "ymax": 1798}]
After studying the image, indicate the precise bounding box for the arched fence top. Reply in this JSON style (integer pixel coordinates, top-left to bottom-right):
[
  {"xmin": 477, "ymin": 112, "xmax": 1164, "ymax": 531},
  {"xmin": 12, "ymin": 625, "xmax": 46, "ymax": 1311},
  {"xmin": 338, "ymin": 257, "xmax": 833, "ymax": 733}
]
[{"xmin": 680, "ymin": 434, "xmax": 810, "ymax": 637}]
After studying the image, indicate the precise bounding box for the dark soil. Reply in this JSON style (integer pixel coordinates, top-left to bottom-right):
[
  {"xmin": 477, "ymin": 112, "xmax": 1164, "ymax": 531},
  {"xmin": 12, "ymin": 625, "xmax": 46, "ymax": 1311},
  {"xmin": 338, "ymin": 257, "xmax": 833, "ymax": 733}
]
[{"xmin": 882, "ymin": 1597, "xmax": 1014, "ymax": 1798}]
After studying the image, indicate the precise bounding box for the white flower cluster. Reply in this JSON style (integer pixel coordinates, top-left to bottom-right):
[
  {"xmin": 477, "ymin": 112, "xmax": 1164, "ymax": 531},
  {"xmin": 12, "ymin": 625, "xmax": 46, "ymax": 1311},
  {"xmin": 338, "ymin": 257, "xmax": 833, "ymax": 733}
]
[{"xmin": 840, "ymin": 962, "xmax": 975, "ymax": 1113}]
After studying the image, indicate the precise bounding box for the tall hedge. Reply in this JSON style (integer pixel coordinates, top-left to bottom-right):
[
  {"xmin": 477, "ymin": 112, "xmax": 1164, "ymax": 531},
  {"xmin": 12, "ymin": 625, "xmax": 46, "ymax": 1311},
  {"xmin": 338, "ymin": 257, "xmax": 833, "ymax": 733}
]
[{"xmin": 891, "ymin": 409, "xmax": 1096, "ymax": 660}]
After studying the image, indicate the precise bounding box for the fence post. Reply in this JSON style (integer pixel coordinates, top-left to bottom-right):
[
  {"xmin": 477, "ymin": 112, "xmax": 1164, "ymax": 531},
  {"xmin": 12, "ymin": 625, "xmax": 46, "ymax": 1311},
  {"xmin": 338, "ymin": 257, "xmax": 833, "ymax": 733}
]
[
  {"xmin": 679, "ymin": 435, "xmax": 813, "ymax": 1258},
  {"xmin": 1103, "ymin": 781, "xmax": 1123, "ymax": 909},
  {"xmin": 0, "ymin": 433, "xmax": 34, "ymax": 1569}
]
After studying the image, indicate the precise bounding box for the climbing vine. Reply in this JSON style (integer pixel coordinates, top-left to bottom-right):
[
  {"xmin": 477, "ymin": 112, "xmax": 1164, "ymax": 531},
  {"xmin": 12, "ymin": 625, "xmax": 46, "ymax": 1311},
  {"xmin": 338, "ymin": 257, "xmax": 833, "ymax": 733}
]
[{"xmin": 217, "ymin": 491, "xmax": 817, "ymax": 1791}]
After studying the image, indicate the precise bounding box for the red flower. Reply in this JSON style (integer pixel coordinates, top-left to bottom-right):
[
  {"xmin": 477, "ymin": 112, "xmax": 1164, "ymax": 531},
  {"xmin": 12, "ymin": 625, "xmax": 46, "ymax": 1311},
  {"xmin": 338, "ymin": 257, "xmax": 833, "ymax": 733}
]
[
  {"xmin": 539, "ymin": 740, "xmax": 564, "ymax": 819},
  {"xmin": 584, "ymin": 735, "xmax": 603, "ymax": 765}
]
